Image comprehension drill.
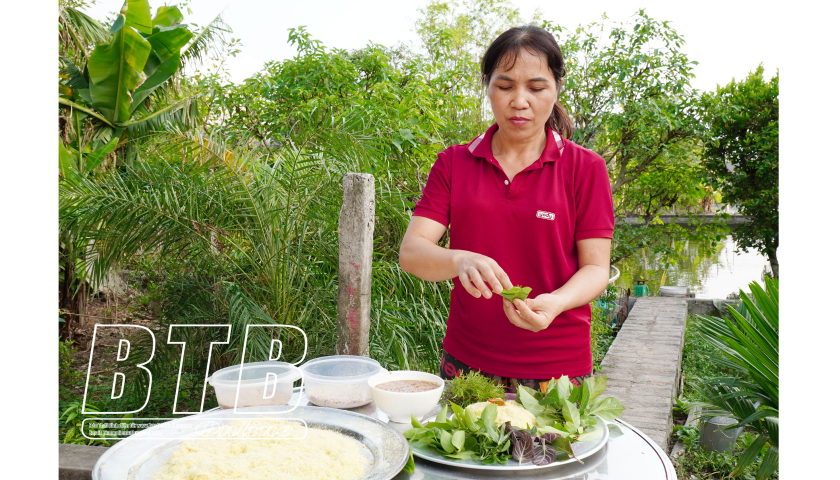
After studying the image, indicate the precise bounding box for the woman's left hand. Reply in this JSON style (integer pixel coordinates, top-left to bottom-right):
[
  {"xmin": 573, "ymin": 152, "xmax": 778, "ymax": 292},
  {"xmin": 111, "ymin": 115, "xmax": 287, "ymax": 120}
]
[{"xmin": 502, "ymin": 293, "xmax": 566, "ymax": 332}]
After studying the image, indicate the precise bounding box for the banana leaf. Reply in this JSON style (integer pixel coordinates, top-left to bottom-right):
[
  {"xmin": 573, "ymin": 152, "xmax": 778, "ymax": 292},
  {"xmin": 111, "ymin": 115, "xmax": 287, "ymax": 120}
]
[
  {"xmin": 88, "ymin": 17, "xmax": 151, "ymax": 124},
  {"xmin": 59, "ymin": 139, "xmax": 75, "ymax": 178},
  {"xmin": 124, "ymin": 0, "xmax": 153, "ymax": 35},
  {"xmin": 146, "ymin": 25, "xmax": 192, "ymax": 61},
  {"xmin": 129, "ymin": 25, "xmax": 192, "ymax": 113},
  {"xmin": 151, "ymin": 6, "xmax": 184, "ymax": 28},
  {"xmin": 86, "ymin": 136, "xmax": 120, "ymax": 172}
]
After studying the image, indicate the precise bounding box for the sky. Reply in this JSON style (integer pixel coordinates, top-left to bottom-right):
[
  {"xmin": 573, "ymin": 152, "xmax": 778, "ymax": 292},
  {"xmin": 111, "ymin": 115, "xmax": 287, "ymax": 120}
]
[{"xmin": 81, "ymin": 0, "xmax": 781, "ymax": 93}]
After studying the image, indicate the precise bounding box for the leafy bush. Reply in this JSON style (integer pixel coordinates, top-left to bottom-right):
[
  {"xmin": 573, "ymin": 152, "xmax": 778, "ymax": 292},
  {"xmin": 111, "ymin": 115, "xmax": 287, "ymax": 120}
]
[{"xmin": 692, "ymin": 278, "xmax": 778, "ymax": 480}]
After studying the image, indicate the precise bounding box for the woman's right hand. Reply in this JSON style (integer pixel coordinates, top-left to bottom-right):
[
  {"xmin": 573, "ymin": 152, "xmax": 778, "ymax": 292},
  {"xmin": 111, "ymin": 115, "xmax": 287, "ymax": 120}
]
[{"xmin": 455, "ymin": 252, "xmax": 514, "ymax": 299}]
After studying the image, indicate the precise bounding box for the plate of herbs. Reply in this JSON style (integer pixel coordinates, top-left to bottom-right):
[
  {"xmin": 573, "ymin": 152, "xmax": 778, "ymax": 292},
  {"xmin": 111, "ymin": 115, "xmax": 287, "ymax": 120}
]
[{"xmin": 403, "ymin": 375, "xmax": 624, "ymax": 471}]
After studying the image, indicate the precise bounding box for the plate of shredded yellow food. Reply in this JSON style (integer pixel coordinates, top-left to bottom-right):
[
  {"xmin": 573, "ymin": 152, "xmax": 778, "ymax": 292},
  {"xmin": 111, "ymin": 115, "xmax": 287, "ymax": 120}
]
[{"xmin": 92, "ymin": 406, "xmax": 409, "ymax": 480}]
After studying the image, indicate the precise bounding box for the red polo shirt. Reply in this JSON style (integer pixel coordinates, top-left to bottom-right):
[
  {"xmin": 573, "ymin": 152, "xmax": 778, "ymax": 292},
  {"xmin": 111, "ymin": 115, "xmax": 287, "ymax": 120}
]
[{"xmin": 413, "ymin": 123, "xmax": 614, "ymax": 379}]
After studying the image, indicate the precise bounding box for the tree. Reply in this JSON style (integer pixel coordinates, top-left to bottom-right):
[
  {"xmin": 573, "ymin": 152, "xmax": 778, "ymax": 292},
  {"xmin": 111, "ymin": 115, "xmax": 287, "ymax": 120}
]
[
  {"xmin": 543, "ymin": 11, "xmax": 727, "ymax": 264},
  {"xmin": 58, "ymin": 0, "xmax": 228, "ymax": 337},
  {"xmin": 702, "ymin": 66, "xmax": 778, "ymax": 276},
  {"xmin": 547, "ymin": 11, "xmax": 701, "ymax": 195}
]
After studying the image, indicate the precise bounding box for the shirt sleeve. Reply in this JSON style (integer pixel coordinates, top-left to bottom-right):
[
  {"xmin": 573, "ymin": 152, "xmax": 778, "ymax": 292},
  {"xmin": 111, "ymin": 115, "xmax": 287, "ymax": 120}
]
[
  {"xmin": 574, "ymin": 155, "xmax": 615, "ymax": 241},
  {"xmin": 412, "ymin": 150, "xmax": 452, "ymax": 227}
]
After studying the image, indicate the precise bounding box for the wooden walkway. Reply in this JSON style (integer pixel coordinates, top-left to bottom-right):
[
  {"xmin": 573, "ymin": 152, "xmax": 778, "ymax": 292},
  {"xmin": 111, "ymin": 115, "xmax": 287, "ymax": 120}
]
[{"xmin": 599, "ymin": 297, "xmax": 688, "ymax": 450}]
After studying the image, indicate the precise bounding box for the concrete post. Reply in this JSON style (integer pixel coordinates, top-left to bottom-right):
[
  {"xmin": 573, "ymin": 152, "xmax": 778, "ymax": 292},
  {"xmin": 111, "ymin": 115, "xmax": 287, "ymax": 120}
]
[{"xmin": 335, "ymin": 173, "xmax": 375, "ymax": 357}]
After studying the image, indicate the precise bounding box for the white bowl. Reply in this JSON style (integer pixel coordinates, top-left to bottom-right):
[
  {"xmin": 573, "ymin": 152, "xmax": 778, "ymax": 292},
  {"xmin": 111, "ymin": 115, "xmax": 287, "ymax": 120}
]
[
  {"xmin": 300, "ymin": 355, "xmax": 383, "ymax": 409},
  {"xmin": 368, "ymin": 370, "xmax": 444, "ymax": 423},
  {"xmin": 209, "ymin": 361, "xmax": 301, "ymax": 409}
]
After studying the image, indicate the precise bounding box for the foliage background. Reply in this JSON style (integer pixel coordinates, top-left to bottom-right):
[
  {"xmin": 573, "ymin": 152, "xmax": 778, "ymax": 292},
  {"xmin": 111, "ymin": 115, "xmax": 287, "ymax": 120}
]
[{"xmin": 58, "ymin": 3, "xmax": 775, "ymax": 457}]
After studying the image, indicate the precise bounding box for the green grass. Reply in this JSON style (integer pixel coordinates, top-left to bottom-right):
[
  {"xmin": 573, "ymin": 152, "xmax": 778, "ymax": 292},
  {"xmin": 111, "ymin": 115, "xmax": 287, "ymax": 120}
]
[
  {"xmin": 675, "ymin": 431, "xmax": 777, "ymax": 480},
  {"xmin": 591, "ymin": 301, "xmax": 618, "ymax": 371}
]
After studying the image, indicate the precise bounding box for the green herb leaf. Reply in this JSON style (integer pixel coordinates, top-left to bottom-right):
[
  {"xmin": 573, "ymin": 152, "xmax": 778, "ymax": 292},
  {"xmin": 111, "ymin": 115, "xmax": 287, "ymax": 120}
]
[
  {"xmin": 588, "ymin": 397, "xmax": 625, "ymax": 421},
  {"xmin": 436, "ymin": 405, "xmax": 449, "ymax": 424},
  {"xmin": 439, "ymin": 429, "xmax": 455, "ymax": 453},
  {"xmin": 498, "ymin": 285, "xmax": 532, "ymax": 301},
  {"xmin": 464, "ymin": 408, "xmax": 479, "ymax": 431},
  {"xmin": 443, "ymin": 371, "xmax": 505, "ymax": 406},
  {"xmin": 452, "ymin": 430, "xmax": 466, "ymax": 451},
  {"xmin": 480, "ymin": 403, "xmax": 498, "ymax": 428},
  {"xmin": 562, "ymin": 399, "xmax": 581, "ymax": 430},
  {"xmin": 411, "ymin": 415, "xmax": 423, "ymax": 429},
  {"xmin": 538, "ymin": 425, "xmax": 571, "ymax": 438},
  {"xmin": 517, "ymin": 385, "xmax": 544, "ymax": 415},
  {"xmin": 554, "ymin": 376, "xmax": 573, "ymax": 400},
  {"xmin": 586, "ymin": 376, "xmax": 607, "ymax": 399},
  {"xmin": 444, "ymin": 451, "xmax": 476, "ymax": 460},
  {"xmin": 576, "ymin": 428, "xmax": 602, "ymax": 442},
  {"xmin": 551, "ymin": 435, "xmax": 581, "ymax": 463},
  {"xmin": 402, "ymin": 450, "xmax": 415, "ymax": 474}
]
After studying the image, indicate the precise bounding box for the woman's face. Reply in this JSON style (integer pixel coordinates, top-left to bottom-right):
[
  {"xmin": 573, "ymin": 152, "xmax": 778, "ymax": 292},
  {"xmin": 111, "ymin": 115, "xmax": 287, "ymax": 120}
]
[{"xmin": 487, "ymin": 48, "xmax": 558, "ymax": 142}]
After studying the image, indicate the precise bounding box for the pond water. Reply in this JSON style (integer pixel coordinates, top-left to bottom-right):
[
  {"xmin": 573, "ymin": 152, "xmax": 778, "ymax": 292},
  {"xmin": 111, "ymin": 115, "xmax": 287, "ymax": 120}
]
[{"xmin": 613, "ymin": 235, "xmax": 769, "ymax": 299}]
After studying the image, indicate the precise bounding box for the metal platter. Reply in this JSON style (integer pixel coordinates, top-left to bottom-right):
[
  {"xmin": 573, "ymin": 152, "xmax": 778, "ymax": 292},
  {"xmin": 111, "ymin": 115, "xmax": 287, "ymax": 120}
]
[
  {"xmin": 410, "ymin": 415, "xmax": 610, "ymax": 471},
  {"xmin": 91, "ymin": 405, "xmax": 409, "ymax": 480}
]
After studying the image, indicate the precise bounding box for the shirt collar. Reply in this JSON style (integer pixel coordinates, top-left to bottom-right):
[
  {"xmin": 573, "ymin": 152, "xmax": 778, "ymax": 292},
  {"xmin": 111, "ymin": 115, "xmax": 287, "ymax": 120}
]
[{"xmin": 467, "ymin": 122, "xmax": 565, "ymax": 166}]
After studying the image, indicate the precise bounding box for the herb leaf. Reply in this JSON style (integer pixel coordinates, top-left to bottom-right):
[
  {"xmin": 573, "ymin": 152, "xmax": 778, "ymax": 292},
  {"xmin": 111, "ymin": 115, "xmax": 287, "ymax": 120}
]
[
  {"xmin": 506, "ymin": 424, "xmax": 534, "ymax": 465},
  {"xmin": 442, "ymin": 370, "xmax": 505, "ymax": 406},
  {"xmin": 576, "ymin": 428, "xmax": 603, "ymax": 443},
  {"xmin": 517, "ymin": 385, "xmax": 544, "ymax": 415},
  {"xmin": 498, "ymin": 285, "xmax": 532, "ymax": 301},
  {"xmin": 452, "ymin": 430, "xmax": 466, "ymax": 451},
  {"xmin": 439, "ymin": 430, "xmax": 455, "ymax": 453},
  {"xmin": 551, "ymin": 434, "xmax": 580, "ymax": 463},
  {"xmin": 587, "ymin": 396, "xmax": 625, "ymax": 421},
  {"xmin": 561, "ymin": 399, "xmax": 581, "ymax": 430},
  {"xmin": 532, "ymin": 436, "xmax": 558, "ymax": 466}
]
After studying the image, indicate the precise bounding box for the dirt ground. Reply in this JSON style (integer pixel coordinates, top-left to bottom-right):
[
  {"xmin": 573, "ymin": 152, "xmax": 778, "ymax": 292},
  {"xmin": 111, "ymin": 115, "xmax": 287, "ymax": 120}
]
[{"xmin": 61, "ymin": 287, "xmax": 157, "ymax": 399}]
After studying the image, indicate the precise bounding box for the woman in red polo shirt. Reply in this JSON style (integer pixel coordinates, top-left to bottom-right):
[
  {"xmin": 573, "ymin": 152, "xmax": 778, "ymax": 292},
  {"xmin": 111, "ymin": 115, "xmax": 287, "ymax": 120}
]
[{"xmin": 399, "ymin": 25, "xmax": 614, "ymax": 392}]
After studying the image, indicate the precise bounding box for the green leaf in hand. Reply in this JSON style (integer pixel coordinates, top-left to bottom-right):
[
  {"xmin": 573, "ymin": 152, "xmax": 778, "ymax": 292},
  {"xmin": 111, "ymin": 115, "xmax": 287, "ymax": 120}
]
[{"xmin": 498, "ymin": 286, "xmax": 532, "ymax": 301}]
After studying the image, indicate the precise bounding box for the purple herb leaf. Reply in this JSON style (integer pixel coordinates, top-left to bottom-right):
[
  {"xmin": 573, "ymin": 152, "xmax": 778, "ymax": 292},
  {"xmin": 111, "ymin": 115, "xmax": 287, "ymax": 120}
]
[
  {"xmin": 532, "ymin": 437, "xmax": 558, "ymax": 466},
  {"xmin": 509, "ymin": 428, "xmax": 534, "ymax": 465},
  {"xmin": 538, "ymin": 432, "xmax": 561, "ymax": 444}
]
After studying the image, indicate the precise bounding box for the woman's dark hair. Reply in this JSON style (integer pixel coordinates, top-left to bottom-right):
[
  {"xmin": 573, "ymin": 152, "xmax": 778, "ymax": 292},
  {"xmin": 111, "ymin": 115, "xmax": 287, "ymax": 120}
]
[{"xmin": 481, "ymin": 25, "xmax": 574, "ymax": 138}]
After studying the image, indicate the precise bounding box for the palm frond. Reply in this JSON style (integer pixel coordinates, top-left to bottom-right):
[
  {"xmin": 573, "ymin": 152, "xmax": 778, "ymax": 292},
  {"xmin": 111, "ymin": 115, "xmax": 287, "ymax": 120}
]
[
  {"xmin": 122, "ymin": 97, "xmax": 200, "ymax": 139},
  {"xmin": 181, "ymin": 12, "xmax": 231, "ymax": 69},
  {"xmin": 60, "ymin": 56, "xmax": 88, "ymax": 91},
  {"xmin": 59, "ymin": 7, "xmax": 110, "ymax": 60}
]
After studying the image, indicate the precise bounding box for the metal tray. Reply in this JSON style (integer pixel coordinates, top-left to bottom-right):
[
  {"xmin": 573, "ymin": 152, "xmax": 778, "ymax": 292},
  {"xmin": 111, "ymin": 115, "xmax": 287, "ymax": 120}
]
[
  {"xmin": 410, "ymin": 415, "xmax": 609, "ymax": 471},
  {"xmin": 91, "ymin": 405, "xmax": 409, "ymax": 480}
]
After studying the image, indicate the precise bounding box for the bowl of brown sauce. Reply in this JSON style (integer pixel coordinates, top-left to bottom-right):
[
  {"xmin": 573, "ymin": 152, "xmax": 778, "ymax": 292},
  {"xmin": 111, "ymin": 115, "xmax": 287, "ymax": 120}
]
[{"xmin": 368, "ymin": 370, "xmax": 444, "ymax": 423}]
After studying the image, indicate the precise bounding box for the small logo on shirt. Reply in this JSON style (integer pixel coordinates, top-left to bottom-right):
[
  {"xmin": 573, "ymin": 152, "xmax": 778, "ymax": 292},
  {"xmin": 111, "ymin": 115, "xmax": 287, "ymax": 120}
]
[{"xmin": 536, "ymin": 210, "xmax": 555, "ymax": 220}]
